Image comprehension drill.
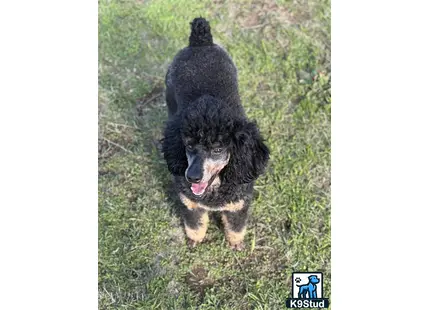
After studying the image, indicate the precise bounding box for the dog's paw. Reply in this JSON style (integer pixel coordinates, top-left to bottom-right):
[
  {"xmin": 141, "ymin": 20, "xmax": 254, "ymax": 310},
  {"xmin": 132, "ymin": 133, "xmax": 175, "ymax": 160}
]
[
  {"xmin": 187, "ymin": 239, "xmax": 202, "ymax": 249},
  {"xmin": 229, "ymin": 241, "xmax": 245, "ymax": 251}
]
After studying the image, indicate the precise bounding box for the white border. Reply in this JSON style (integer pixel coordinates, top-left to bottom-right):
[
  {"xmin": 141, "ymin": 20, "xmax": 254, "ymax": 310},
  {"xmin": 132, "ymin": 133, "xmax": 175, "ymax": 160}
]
[
  {"xmin": 333, "ymin": 0, "xmax": 430, "ymax": 309},
  {"xmin": 1, "ymin": 1, "xmax": 430, "ymax": 309},
  {"xmin": 0, "ymin": 1, "xmax": 97, "ymax": 309}
]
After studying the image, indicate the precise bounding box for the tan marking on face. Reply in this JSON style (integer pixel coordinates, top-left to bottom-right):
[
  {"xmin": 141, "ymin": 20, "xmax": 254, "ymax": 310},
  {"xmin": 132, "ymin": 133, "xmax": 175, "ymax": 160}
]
[
  {"xmin": 221, "ymin": 213, "xmax": 247, "ymax": 246},
  {"xmin": 184, "ymin": 211, "xmax": 209, "ymax": 242},
  {"xmin": 209, "ymin": 175, "xmax": 221, "ymax": 190},
  {"xmin": 201, "ymin": 154, "xmax": 230, "ymax": 183}
]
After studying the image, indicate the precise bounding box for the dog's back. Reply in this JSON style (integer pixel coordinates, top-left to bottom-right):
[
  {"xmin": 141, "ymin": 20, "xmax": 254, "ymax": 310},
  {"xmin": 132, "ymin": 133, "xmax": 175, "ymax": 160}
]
[{"xmin": 165, "ymin": 18, "xmax": 243, "ymax": 116}]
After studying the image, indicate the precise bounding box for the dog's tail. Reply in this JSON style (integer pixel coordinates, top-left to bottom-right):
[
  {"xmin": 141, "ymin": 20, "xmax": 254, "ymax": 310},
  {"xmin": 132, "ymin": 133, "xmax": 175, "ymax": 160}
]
[{"xmin": 189, "ymin": 17, "xmax": 213, "ymax": 47}]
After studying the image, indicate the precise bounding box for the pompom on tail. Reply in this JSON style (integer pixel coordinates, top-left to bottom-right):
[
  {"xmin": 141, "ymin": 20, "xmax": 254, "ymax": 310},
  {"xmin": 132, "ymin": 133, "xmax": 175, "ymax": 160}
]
[{"xmin": 189, "ymin": 17, "xmax": 213, "ymax": 47}]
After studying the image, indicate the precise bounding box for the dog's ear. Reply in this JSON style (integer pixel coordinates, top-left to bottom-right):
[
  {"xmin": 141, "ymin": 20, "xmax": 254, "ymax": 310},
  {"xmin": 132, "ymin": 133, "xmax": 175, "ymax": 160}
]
[
  {"xmin": 222, "ymin": 120, "xmax": 269, "ymax": 184},
  {"xmin": 162, "ymin": 116, "xmax": 187, "ymax": 176}
]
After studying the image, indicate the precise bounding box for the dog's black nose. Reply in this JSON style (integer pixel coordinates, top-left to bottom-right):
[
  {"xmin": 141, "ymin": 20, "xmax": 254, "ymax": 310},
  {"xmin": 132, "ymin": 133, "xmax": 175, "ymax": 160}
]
[
  {"xmin": 186, "ymin": 167, "xmax": 202, "ymax": 183},
  {"xmin": 186, "ymin": 173, "xmax": 202, "ymax": 183}
]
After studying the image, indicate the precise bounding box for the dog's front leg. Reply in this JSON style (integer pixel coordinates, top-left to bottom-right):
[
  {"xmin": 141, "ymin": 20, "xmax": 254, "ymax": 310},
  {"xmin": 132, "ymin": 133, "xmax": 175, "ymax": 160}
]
[
  {"xmin": 179, "ymin": 193, "xmax": 209, "ymax": 247},
  {"xmin": 182, "ymin": 206, "xmax": 209, "ymax": 248},
  {"xmin": 221, "ymin": 203, "xmax": 248, "ymax": 251},
  {"xmin": 311, "ymin": 288, "xmax": 317, "ymax": 298}
]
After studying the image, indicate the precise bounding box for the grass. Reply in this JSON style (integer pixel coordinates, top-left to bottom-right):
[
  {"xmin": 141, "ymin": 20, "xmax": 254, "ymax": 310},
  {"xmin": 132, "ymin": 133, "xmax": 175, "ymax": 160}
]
[{"xmin": 98, "ymin": 0, "xmax": 331, "ymax": 308}]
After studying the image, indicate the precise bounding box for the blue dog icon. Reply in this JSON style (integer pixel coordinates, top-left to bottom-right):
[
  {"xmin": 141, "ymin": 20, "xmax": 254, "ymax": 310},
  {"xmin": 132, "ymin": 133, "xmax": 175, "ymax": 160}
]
[{"xmin": 296, "ymin": 275, "xmax": 320, "ymax": 298}]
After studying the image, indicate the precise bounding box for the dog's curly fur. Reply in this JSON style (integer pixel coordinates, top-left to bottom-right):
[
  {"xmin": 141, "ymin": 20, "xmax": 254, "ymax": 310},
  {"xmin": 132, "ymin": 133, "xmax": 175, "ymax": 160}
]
[{"xmin": 162, "ymin": 17, "xmax": 269, "ymax": 250}]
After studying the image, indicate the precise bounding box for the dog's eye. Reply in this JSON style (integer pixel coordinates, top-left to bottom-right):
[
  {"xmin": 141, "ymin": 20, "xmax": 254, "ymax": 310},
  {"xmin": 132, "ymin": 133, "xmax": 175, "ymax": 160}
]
[
  {"xmin": 213, "ymin": 148, "xmax": 223, "ymax": 154},
  {"xmin": 186, "ymin": 145, "xmax": 194, "ymax": 151}
]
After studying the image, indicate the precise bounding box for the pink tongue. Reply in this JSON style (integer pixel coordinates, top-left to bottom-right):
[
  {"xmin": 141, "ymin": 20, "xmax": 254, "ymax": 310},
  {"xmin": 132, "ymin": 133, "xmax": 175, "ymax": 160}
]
[{"xmin": 191, "ymin": 182, "xmax": 208, "ymax": 195}]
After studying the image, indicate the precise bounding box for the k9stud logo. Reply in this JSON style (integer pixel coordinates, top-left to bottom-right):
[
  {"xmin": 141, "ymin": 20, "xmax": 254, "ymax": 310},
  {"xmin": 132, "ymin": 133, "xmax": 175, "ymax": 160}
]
[{"xmin": 286, "ymin": 272, "xmax": 329, "ymax": 308}]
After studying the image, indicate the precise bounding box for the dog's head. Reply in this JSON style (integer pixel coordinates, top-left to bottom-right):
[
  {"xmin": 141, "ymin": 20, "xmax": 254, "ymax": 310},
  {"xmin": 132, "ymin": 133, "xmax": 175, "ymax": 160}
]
[
  {"xmin": 162, "ymin": 95, "xmax": 269, "ymax": 197},
  {"xmin": 308, "ymin": 275, "xmax": 320, "ymax": 284}
]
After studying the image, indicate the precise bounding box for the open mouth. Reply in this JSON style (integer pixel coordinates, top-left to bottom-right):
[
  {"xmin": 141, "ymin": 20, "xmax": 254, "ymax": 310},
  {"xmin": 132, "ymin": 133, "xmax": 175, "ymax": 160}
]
[
  {"xmin": 190, "ymin": 182, "xmax": 208, "ymax": 196},
  {"xmin": 189, "ymin": 173, "xmax": 218, "ymax": 196}
]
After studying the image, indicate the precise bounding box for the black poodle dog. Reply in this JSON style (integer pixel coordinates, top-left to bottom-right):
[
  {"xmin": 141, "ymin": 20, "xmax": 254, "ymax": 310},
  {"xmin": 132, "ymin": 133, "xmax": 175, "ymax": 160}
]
[{"xmin": 162, "ymin": 18, "xmax": 269, "ymax": 250}]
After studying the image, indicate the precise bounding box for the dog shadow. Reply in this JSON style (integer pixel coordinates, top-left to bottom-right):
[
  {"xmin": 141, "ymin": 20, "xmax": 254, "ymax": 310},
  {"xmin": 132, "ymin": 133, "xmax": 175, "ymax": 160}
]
[{"xmin": 134, "ymin": 90, "xmax": 185, "ymax": 222}]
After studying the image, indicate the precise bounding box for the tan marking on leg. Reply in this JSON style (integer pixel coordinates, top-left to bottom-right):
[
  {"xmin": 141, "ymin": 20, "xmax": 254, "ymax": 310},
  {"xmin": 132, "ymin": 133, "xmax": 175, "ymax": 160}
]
[
  {"xmin": 179, "ymin": 193, "xmax": 198, "ymax": 210},
  {"xmin": 222, "ymin": 199, "xmax": 245, "ymax": 212},
  {"xmin": 184, "ymin": 211, "xmax": 209, "ymax": 243},
  {"xmin": 221, "ymin": 214, "xmax": 246, "ymax": 247}
]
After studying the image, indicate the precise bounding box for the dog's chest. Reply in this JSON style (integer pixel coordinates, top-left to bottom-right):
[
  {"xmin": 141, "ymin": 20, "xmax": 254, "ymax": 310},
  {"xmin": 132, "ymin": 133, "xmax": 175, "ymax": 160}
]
[{"xmin": 179, "ymin": 189, "xmax": 244, "ymax": 213}]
